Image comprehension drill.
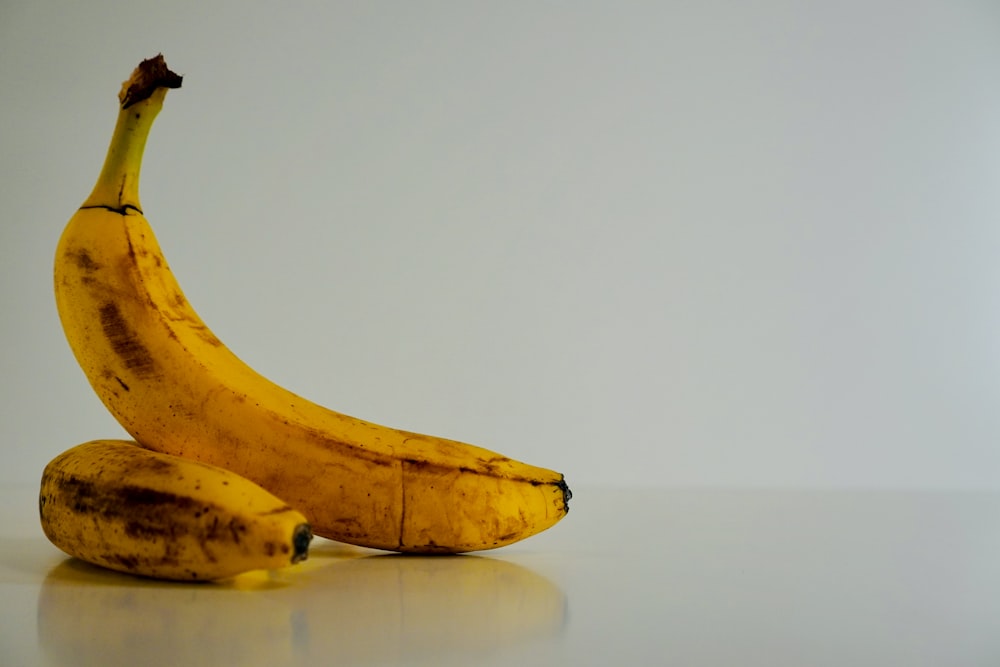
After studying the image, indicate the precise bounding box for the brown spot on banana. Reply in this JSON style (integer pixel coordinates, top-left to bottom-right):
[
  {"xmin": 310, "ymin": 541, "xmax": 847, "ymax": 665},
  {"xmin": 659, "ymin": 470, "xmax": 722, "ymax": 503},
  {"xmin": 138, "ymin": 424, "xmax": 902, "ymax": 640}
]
[
  {"xmin": 98, "ymin": 302, "xmax": 157, "ymax": 376},
  {"xmin": 71, "ymin": 249, "xmax": 101, "ymax": 272}
]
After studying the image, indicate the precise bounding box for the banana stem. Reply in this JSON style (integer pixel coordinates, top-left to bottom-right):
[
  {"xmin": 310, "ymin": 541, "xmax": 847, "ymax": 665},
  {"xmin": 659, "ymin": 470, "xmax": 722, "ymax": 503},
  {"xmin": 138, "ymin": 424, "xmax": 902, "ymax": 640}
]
[{"xmin": 82, "ymin": 55, "xmax": 182, "ymax": 213}]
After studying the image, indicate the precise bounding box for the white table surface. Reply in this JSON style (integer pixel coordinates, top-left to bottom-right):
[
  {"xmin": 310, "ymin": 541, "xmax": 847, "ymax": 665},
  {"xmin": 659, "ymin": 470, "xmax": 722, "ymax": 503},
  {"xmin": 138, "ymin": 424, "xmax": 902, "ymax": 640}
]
[{"xmin": 3, "ymin": 482, "xmax": 999, "ymax": 666}]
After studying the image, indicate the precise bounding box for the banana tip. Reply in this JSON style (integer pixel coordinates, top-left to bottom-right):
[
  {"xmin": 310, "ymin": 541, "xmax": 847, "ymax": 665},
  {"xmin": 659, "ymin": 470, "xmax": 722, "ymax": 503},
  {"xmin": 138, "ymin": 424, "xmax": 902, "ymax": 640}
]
[
  {"xmin": 557, "ymin": 477, "xmax": 572, "ymax": 511},
  {"xmin": 292, "ymin": 523, "xmax": 312, "ymax": 564}
]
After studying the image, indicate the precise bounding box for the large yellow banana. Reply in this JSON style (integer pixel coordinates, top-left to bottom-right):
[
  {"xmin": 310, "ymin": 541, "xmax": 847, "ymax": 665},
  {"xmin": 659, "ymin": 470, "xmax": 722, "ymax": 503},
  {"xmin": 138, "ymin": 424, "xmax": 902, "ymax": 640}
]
[
  {"xmin": 54, "ymin": 55, "xmax": 570, "ymax": 553},
  {"xmin": 39, "ymin": 439, "xmax": 312, "ymax": 581}
]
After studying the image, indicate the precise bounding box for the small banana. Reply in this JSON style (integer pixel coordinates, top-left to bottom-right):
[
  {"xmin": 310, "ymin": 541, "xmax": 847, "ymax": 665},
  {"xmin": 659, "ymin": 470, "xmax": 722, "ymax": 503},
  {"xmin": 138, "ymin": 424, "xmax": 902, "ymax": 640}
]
[
  {"xmin": 54, "ymin": 55, "xmax": 570, "ymax": 553},
  {"xmin": 39, "ymin": 439, "xmax": 313, "ymax": 581}
]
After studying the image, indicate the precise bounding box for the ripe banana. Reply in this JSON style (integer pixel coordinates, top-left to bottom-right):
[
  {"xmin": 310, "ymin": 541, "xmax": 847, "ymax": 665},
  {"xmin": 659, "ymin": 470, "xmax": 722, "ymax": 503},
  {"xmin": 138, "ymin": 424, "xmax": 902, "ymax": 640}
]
[
  {"xmin": 39, "ymin": 439, "xmax": 313, "ymax": 581},
  {"xmin": 54, "ymin": 55, "xmax": 570, "ymax": 553}
]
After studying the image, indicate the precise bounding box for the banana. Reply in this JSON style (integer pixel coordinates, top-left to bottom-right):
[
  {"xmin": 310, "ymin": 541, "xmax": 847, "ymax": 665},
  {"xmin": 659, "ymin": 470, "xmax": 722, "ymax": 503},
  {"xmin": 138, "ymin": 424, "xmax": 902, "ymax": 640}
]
[
  {"xmin": 54, "ymin": 55, "xmax": 570, "ymax": 553},
  {"xmin": 39, "ymin": 439, "xmax": 313, "ymax": 581}
]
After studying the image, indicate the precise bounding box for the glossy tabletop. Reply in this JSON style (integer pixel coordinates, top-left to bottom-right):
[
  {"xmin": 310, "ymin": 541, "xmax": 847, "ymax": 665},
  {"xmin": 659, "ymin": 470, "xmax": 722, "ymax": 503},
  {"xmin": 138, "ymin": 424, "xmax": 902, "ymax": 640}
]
[{"xmin": 3, "ymin": 483, "xmax": 999, "ymax": 666}]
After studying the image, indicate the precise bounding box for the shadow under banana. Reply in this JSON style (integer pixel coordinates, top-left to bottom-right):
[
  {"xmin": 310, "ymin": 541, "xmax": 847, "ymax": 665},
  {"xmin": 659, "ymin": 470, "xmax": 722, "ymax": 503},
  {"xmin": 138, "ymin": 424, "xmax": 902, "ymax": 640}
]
[{"xmin": 37, "ymin": 543, "xmax": 567, "ymax": 666}]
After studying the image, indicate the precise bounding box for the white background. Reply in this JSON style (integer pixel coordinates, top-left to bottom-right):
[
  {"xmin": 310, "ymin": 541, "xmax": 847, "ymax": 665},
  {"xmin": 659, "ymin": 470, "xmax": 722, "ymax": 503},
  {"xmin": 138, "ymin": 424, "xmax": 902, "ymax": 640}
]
[{"xmin": 2, "ymin": 1, "xmax": 1000, "ymax": 489}]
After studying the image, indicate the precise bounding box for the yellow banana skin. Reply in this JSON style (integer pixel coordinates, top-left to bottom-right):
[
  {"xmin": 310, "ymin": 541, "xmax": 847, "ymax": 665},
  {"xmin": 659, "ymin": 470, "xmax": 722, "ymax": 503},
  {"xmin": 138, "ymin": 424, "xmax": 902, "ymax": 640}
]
[
  {"xmin": 39, "ymin": 439, "xmax": 313, "ymax": 581},
  {"xmin": 54, "ymin": 56, "xmax": 570, "ymax": 553}
]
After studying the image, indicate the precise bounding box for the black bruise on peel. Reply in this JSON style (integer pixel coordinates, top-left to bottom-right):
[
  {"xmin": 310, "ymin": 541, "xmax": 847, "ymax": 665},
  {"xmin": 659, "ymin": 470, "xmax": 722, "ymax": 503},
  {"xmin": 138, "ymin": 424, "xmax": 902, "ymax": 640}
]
[
  {"xmin": 98, "ymin": 302, "xmax": 157, "ymax": 376},
  {"xmin": 59, "ymin": 476, "xmax": 197, "ymax": 518}
]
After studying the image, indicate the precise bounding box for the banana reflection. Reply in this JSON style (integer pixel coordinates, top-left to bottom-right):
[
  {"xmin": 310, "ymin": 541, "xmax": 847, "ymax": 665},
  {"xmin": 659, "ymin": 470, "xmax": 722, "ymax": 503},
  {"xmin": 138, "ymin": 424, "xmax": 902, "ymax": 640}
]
[
  {"xmin": 284, "ymin": 552, "xmax": 567, "ymax": 663},
  {"xmin": 38, "ymin": 546, "xmax": 566, "ymax": 666},
  {"xmin": 37, "ymin": 558, "xmax": 300, "ymax": 667}
]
